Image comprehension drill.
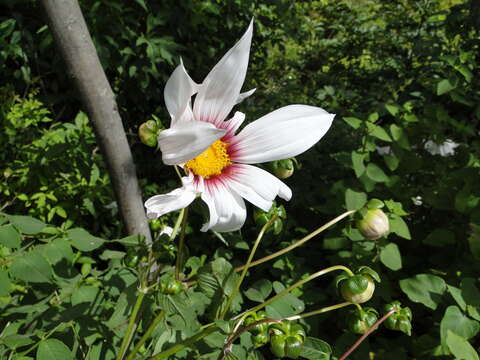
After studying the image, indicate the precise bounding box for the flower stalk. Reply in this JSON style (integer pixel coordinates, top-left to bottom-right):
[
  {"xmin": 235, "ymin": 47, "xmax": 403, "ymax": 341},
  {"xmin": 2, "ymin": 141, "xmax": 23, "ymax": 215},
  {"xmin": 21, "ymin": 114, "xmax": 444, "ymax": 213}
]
[{"xmin": 175, "ymin": 206, "xmax": 189, "ymax": 280}]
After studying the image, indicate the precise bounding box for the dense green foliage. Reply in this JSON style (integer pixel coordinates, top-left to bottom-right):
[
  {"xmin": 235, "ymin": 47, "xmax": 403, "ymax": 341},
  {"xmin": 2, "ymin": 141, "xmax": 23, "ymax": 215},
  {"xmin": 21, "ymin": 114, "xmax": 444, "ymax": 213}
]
[{"xmin": 1, "ymin": 0, "xmax": 480, "ymax": 359}]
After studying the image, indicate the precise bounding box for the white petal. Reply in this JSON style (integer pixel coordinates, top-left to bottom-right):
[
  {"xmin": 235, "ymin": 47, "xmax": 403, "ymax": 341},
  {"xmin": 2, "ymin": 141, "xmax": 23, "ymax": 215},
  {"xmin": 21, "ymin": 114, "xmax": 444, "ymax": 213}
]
[
  {"xmin": 145, "ymin": 176, "xmax": 197, "ymax": 218},
  {"xmin": 229, "ymin": 105, "xmax": 335, "ymax": 164},
  {"xmin": 235, "ymin": 88, "xmax": 256, "ymax": 105},
  {"xmin": 221, "ymin": 111, "xmax": 245, "ymax": 140},
  {"xmin": 193, "ymin": 20, "xmax": 253, "ymax": 127},
  {"xmin": 158, "ymin": 121, "xmax": 226, "ymax": 165},
  {"xmin": 164, "ymin": 61, "xmax": 199, "ymax": 124},
  {"xmin": 200, "ymin": 178, "xmax": 246, "ymax": 232},
  {"xmin": 224, "ymin": 164, "xmax": 291, "ymax": 211}
]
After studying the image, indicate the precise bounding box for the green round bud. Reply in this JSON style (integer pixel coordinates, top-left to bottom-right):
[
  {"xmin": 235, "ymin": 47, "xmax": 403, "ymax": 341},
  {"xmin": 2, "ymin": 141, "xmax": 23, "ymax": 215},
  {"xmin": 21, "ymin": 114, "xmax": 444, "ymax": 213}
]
[
  {"xmin": 138, "ymin": 120, "xmax": 159, "ymax": 147},
  {"xmin": 347, "ymin": 309, "xmax": 378, "ymax": 334},
  {"xmin": 124, "ymin": 252, "xmax": 140, "ymax": 268},
  {"xmin": 270, "ymin": 159, "xmax": 295, "ymax": 179},
  {"xmin": 356, "ymin": 208, "xmax": 389, "ymax": 240},
  {"xmin": 149, "ymin": 219, "xmax": 163, "ymax": 231},
  {"xmin": 340, "ymin": 275, "xmax": 375, "ymax": 304},
  {"xmin": 284, "ymin": 335, "xmax": 303, "ymax": 359},
  {"xmin": 270, "ymin": 334, "xmax": 286, "ymax": 357},
  {"xmin": 159, "ymin": 278, "xmax": 183, "ymax": 295},
  {"xmin": 252, "ymin": 332, "xmax": 268, "ymax": 348}
]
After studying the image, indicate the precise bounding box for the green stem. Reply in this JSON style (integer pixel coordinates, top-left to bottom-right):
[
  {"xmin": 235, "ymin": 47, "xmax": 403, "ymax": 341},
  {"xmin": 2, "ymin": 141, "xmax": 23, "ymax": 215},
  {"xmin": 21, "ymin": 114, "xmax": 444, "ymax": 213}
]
[
  {"xmin": 125, "ymin": 311, "xmax": 165, "ymax": 360},
  {"xmin": 169, "ymin": 208, "xmax": 185, "ymax": 243},
  {"xmin": 117, "ymin": 291, "xmax": 146, "ymax": 360},
  {"xmin": 220, "ymin": 216, "xmax": 277, "ymax": 319},
  {"xmin": 149, "ymin": 324, "xmax": 218, "ymax": 360},
  {"xmin": 238, "ymin": 265, "xmax": 354, "ymax": 318},
  {"xmin": 235, "ymin": 210, "xmax": 355, "ymax": 272},
  {"xmin": 18, "ymin": 321, "xmax": 72, "ymax": 357},
  {"xmin": 175, "ymin": 206, "xmax": 189, "ymax": 280},
  {"xmin": 283, "ymin": 302, "xmax": 352, "ymax": 321}
]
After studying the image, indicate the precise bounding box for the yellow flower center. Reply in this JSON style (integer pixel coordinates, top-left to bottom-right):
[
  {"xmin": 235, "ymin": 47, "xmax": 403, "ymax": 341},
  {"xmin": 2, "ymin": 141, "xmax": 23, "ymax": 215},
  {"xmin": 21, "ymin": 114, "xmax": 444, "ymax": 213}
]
[{"xmin": 185, "ymin": 140, "xmax": 231, "ymax": 178}]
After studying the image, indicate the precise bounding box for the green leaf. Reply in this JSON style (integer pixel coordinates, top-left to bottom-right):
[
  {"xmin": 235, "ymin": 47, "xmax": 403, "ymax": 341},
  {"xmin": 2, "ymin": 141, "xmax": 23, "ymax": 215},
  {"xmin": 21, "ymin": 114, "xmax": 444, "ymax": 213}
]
[
  {"xmin": 385, "ymin": 104, "xmax": 400, "ymax": 116},
  {"xmin": 244, "ymin": 279, "xmax": 272, "ymax": 303},
  {"xmin": 6, "ymin": 215, "xmax": 45, "ymax": 235},
  {"xmin": 351, "ymin": 151, "xmax": 366, "ymax": 178},
  {"xmin": 37, "ymin": 339, "xmax": 73, "ymax": 360},
  {"xmin": 343, "ymin": 117, "xmax": 362, "ymax": 129},
  {"xmin": 10, "ymin": 251, "xmax": 53, "ymax": 283},
  {"xmin": 345, "ymin": 189, "xmax": 367, "ymax": 211},
  {"xmin": 113, "ymin": 234, "xmax": 143, "ymax": 247},
  {"xmin": 266, "ymin": 281, "xmax": 304, "ymax": 318},
  {"xmin": 440, "ymin": 306, "xmax": 480, "ymax": 344},
  {"xmin": 299, "ymin": 337, "xmax": 332, "ymax": 360},
  {"xmin": 67, "ymin": 228, "xmax": 105, "ymax": 251},
  {"xmin": 366, "ymin": 163, "xmax": 389, "ymax": 182},
  {"xmin": 380, "ymin": 243, "xmax": 402, "ymax": 270},
  {"xmin": 0, "ymin": 224, "xmax": 21, "ymax": 248},
  {"xmin": 389, "ymin": 214, "xmax": 411, "ymax": 240},
  {"xmin": 383, "ymin": 155, "xmax": 399, "ymax": 171},
  {"xmin": 448, "ymin": 285, "xmax": 467, "ymax": 311},
  {"xmin": 367, "ymin": 122, "xmax": 392, "ymax": 142},
  {"xmin": 446, "ymin": 330, "xmax": 479, "ymax": 360},
  {"xmin": 0, "ymin": 270, "xmax": 11, "ymax": 297},
  {"xmin": 400, "ymin": 274, "xmax": 446, "ymax": 310},
  {"xmin": 40, "ymin": 238, "xmax": 74, "ymax": 264},
  {"xmin": 71, "ymin": 285, "xmax": 100, "ymax": 306},
  {"xmin": 437, "ymin": 79, "xmax": 455, "ymax": 95}
]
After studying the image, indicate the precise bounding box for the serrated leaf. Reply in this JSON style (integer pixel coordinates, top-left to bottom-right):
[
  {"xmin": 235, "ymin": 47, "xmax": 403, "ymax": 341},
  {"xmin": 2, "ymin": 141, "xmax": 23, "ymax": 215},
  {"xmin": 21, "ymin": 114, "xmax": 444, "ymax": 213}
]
[
  {"xmin": 380, "ymin": 243, "xmax": 402, "ymax": 270},
  {"xmin": 10, "ymin": 251, "xmax": 53, "ymax": 283},
  {"xmin": 67, "ymin": 228, "xmax": 105, "ymax": 251},
  {"xmin": 37, "ymin": 339, "xmax": 73, "ymax": 360},
  {"xmin": 400, "ymin": 274, "xmax": 446, "ymax": 310}
]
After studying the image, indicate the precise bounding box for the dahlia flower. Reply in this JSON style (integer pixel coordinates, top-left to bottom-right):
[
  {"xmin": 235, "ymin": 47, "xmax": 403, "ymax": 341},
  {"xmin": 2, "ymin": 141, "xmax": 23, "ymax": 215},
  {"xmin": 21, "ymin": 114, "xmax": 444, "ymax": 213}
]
[{"xmin": 145, "ymin": 21, "xmax": 334, "ymax": 232}]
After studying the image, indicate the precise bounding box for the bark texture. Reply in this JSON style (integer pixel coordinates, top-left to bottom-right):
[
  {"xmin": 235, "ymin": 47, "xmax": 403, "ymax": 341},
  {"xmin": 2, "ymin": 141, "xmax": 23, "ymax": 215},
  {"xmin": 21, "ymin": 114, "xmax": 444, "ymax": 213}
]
[{"xmin": 41, "ymin": 0, "xmax": 151, "ymax": 242}]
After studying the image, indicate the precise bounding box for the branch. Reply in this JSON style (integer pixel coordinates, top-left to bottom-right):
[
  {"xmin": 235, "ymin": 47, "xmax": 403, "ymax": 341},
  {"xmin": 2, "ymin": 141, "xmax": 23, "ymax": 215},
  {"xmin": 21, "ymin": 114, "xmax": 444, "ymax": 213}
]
[{"xmin": 41, "ymin": 0, "xmax": 151, "ymax": 242}]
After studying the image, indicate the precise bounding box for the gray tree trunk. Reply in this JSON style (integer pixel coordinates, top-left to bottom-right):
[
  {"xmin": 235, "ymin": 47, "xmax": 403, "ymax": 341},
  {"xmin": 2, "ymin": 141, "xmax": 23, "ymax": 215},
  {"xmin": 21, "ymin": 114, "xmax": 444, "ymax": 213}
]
[{"xmin": 41, "ymin": 0, "xmax": 151, "ymax": 242}]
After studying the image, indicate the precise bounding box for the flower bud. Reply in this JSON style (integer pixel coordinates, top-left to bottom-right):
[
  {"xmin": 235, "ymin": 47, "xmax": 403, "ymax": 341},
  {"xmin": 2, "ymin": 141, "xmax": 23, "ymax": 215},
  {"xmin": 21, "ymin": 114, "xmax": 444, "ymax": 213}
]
[
  {"xmin": 340, "ymin": 275, "xmax": 375, "ymax": 304},
  {"xmin": 138, "ymin": 120, "xmax": 160, "ymax": 147},
  {"xmin": 356, "ymin": 208, "xmax": 389, "ymax": 240},
  {"xmin": 159, "ymin": 277, "xmax": 183, "ymax": 295},
  {"xmin": 269, "ymin": 322, "xmax": 306, "ymax": 359},
  {"xmin": 347, "ymin": 307, "xmax": 378, "ymax": 334},
  {"xmin": 269, "ymin": 159, "xmax": 295, "ymax": 179}
]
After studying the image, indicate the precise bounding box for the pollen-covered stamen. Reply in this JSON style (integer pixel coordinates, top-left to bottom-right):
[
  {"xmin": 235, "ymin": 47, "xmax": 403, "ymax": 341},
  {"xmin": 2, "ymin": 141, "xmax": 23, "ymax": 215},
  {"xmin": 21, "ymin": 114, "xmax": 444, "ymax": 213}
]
[{"xmin": 185, "ymin": 140, "xmax": 231, "ymax": 178}]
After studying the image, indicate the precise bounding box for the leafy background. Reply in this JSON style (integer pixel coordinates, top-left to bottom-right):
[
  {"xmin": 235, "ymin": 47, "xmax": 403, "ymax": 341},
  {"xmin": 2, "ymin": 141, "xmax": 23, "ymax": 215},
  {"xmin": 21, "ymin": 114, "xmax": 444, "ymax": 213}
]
[{"xmin": 0, "ymin": 0, "xmax": 479, "ymax": 359}]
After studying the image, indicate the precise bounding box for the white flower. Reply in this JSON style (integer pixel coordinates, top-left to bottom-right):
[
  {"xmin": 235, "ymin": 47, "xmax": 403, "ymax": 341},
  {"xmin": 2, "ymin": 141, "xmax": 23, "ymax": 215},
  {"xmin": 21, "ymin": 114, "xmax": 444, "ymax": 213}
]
[
  {"xmin": 424, "ymin": 139, "xmax": 459, "ymax": 157},
  {"xmin": 145, "ymin": 21, "xmax": 335, "ymax": 232}
]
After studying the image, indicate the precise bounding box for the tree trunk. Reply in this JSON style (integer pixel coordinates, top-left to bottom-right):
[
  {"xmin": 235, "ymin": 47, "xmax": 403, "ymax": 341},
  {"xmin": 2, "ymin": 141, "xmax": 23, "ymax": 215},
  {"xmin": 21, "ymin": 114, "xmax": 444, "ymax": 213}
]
[{"xmin": 41, "ymin": 0, "xmax": 151, "ymax": 242}]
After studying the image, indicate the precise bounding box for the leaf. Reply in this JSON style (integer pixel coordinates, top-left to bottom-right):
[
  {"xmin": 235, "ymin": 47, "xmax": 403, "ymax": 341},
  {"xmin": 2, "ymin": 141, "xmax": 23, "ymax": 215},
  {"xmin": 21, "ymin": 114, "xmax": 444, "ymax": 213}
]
[
  {"xmin": 71, "ymin": 285, "xmax": 100, "ymax": 306},
  {"xmin": 389, "ymin": 214, "xmax": 411, "ymax": 240},
  {"xmin": 113, "ymin": 234, "xmax": 143, "ymax": 247},
  {"xmin": 6, "ymin": 215, "xmax": 45, "ymax": 235},
  {"xmin": 37, "ymin": 339, "xmax": 73, "ymax": 360},
  {"xmin": 383, "ymin": 154, "xmax": 399, "ymax": 171},
  {"xmin": 299, "ymin": 337, "xmax": 332, "ymax": 360},
  {"xmin": 423, "ymin": 229, "xmax": 455, "ymax": 247},
  {"xmin": 351, "ymin": 151, "xmax": 366, "ymax": 178},
  {"xmin": 345, "ymin": 189, "xmax": 367, "ymax": 211},
  {"xmin": 0, "ymin": 224, "xmax": 21, "ymax": 248},
  {"xmin": 380, "ymin": 243, "xmax": 402, "ymax": 270},
  {"xmin": 446, "ymin": 330, "xmax": 479, "ymax": 360},
  {"xmin": 265, "ymin": 281, "xmax": 304, "ymax": 318},
  {"xmin": 67, "ymin": 228, "xmax": 105, "ymax": 251},
  {"xmin": 343, "ymin": 117, "xmax": 362, "ymax": 129},
  {"xmin": 0, "ymin": 270, "xmax": 11, "ymax": 297},
  {"xmin": 366, "ymin": 163, "xmax": 389, "ymax": 182},
  {"xmin": 10, "ymin": 251, "xmax": 53, "ymax": 283},
  {"xmin": 437, "ymin": 79, "xmax": 455, "ymax": 95},
  {"xmin": 385, "ymin": 104, "xmax": 400, "ymax": 116},
  {"xmin": 441, "ymin": 306, "xmax": 480, "ymax": 344},
  {"xmin": 41, "ymin": 238, "xmax": 74, "ymax": 264},
  {"xmin": 400, "ymin": 274, "xmax": 446, "ymax": 310},
  {"xmin": 367, "ymin": 122, "xmax": 392, "ymax": 142},
  {"xmin": 244, "ymin": 279, "xmax": 272, "ymax": 302}
]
